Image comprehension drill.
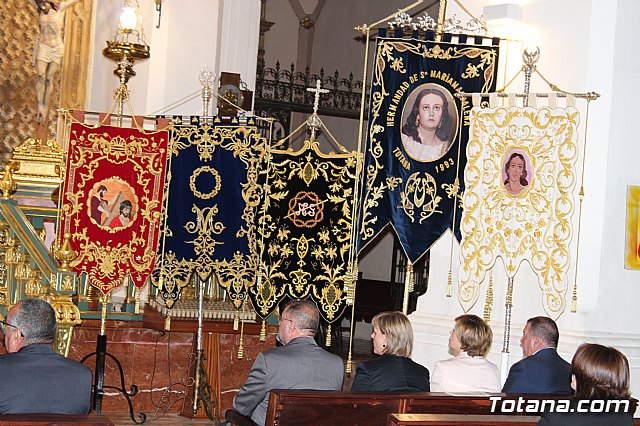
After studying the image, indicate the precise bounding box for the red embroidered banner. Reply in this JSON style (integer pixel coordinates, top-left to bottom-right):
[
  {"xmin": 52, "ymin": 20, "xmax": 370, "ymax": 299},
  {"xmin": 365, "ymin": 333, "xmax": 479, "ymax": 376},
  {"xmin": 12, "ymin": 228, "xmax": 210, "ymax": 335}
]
[{"xmin": 61, "ymin": 123, "xmax": 169, "ymax": 296}]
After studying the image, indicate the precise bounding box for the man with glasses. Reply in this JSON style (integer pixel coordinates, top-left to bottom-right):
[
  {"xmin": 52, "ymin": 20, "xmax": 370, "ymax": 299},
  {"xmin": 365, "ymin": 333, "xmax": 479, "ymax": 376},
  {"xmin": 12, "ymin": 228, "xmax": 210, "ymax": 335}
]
[
  {"xmin": 232, "ymin": 299, "xmax": 344, "ymax": 426},
  {"xmin": 0, "ymin": 298, "xmax": 93, "ymax": 414}
]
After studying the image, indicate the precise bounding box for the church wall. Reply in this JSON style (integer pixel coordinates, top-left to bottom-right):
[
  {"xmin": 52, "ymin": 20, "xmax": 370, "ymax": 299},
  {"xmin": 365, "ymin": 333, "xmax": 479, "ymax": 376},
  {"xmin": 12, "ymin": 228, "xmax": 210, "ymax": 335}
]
[
  {"xmin": 88, "ymin": 1, "xmax": 260, "ymax": 117},
  {"xmin": 410, "ymin": 0, "xmax": 640, "ymax": 402},
  {"xmin": 262, "ymin": 0, "xmax": 299, "ymax": 71},
  {"xmin": 16, "ymin": 319, "xmax": 277, "ymax": 416}
]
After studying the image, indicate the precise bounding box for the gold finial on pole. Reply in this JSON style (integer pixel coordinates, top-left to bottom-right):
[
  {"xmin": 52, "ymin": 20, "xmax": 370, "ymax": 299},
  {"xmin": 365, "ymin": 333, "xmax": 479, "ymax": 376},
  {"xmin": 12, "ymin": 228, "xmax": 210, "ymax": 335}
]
[
  {"xmin": 435, "ymin": 0, "xmax": 448, "ymax": 41},
  {"xmin": 199, "ymin": 67, "xmax": 216, "ymax": 117},
  {"xmin": 522, "ymin": 47, "xmax": 540, "ymax": 107},
  {"xmin": 55, "ymin": 233, "xmax": 77, "ymax": 270}
]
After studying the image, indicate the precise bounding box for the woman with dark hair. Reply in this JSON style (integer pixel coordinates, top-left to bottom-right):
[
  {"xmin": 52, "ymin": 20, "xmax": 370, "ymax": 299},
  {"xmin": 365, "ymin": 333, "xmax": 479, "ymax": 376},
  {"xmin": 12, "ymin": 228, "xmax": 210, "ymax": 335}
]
[
  {"xmin": 351, "ymin": 311, "xmax": 430, "ymax": 392},
  {"xmin": 504, "ymin": 152, "xmax": 529, "ymax": 195},
  {"xmin": 401, "ymin": 88, "xmax": 454, "ymax": 162},
  {"xmin": 430, "ymin": 314, "xmax": 500, "ymax": 393},
  {"xmin": 538, "ymin": 343, "xmax": 633, "ymax": 425}
]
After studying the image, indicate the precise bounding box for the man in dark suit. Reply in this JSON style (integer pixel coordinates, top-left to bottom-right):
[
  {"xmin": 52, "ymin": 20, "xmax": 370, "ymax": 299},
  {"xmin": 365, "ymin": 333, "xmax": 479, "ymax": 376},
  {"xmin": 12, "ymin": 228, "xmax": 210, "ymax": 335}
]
[
  {"xmin": 233, "ymin": 299, "xmax": 344, "ymax": 426},
  {"xmin": 0, "ymin": 298, "xmax": 93, "ymax": 414},
  {"xmin": 502, "ymin": 316, "xmax": 572, "ymax": 394}
]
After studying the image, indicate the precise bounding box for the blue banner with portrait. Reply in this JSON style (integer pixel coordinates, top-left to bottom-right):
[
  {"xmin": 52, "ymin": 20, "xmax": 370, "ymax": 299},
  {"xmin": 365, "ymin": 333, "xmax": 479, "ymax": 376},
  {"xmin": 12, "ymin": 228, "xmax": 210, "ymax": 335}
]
[
  {"xmin": 151, "ymin": 117, "xmax": 265, "ymax": 309},
  {"xmin": 357, "ymin": 31, "xmax": 500, "ymax": 263}
]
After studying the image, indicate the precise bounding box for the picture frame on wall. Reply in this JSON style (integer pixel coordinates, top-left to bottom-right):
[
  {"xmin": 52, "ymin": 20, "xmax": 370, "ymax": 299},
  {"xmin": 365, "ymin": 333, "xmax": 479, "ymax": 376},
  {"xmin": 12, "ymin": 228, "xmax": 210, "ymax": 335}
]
[{"xmin": 624, "ymin": 185, "xmax": 640, "ymax": 270}]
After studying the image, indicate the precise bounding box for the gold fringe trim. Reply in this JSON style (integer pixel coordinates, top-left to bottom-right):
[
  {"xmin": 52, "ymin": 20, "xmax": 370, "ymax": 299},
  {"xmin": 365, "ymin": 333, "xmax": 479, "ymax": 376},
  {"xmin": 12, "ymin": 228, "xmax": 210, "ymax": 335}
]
[
  {"xmin": 483, "ymin": 270, "xmax": 494, "ymax": 322},
  {"xmin": 260, "ymin": 320, "xmax": 266, "ymax": 342},
  {"xmin": 237, "ymin": 336, "xmax": 244, "ymax": 360}
]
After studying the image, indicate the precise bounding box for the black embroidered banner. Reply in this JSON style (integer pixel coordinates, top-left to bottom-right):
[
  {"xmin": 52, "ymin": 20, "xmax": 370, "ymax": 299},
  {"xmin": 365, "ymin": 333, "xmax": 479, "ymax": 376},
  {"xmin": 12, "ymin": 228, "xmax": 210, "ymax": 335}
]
[
  {"xmin": 151, "ymin": 118, "xmax": 264, "ymax": 309},
  {"xmin": 252, "ymin": 140, "xmax": 358, "ymax": 324},
  {"xmin": 357, "ymin": 32, "xmax": 499, "ymax": 263}
]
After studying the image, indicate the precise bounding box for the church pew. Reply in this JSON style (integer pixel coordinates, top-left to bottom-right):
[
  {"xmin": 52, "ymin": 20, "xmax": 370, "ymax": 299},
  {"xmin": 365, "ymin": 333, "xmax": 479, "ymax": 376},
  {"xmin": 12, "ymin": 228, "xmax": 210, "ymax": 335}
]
[
  {"xmin": 0, "ymin": 413, "xmax": 114, "ymax": 425},
  {"xmin": 226, "ymin": 390, "xmax": 576, "ymax": 426},
  {"xmin": 227, "ymin": 390, "xmax": 638, "ymax": 426},
  {"xmin": 388, "ymin": 413, "xmax": 640, "ymax": 426},
  {"xmin": 387, "ymin": 413, "xmax": 541, "ymax": 426}
]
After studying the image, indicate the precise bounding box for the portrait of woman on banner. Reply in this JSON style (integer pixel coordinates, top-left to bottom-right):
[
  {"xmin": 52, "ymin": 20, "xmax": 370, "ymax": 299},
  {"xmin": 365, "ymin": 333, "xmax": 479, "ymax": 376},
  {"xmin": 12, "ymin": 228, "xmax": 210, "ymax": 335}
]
[
  {"xmin": 401, "ymin": 84, "xmax": 457, "ymax": 162},
  {"xmin": 502, "ymin": 150, "xmax": 532, "ymax": 196}
]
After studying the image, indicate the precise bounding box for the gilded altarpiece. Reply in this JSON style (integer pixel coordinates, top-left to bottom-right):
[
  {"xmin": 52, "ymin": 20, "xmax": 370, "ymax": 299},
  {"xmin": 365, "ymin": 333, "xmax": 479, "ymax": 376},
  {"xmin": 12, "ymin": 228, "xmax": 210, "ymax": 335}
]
[
  {"xmin": 460, "ymin": 105, "xmax": 579, "ymax": 316},
  {"xmin": 0, "ymin": 0, "xmax": 92, "ymax": 165},
  {"xmin": 151, "ymin": 119, "xmax": 265, "ymax": 310},
  {"xmin": 253, "ymin": 140, "xmax": 358, "ymax": 324}
]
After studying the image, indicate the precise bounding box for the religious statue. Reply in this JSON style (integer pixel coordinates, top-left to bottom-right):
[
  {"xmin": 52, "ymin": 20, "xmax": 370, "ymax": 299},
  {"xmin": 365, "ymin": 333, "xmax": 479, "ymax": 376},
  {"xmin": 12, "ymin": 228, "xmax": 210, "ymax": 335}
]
[{"xmin": 31, "ymin": 0, "xmax": 82, "ymax": 124}]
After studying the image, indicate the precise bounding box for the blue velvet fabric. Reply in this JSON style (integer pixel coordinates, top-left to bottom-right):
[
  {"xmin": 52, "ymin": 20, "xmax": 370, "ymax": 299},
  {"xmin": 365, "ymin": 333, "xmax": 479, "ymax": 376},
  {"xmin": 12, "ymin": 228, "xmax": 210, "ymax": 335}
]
[
  {"xmin": 358, "ymin": 32, "xmax": 500, "ymax": 263},
  {"xmin": 153, "ymin": 117, "xmax": 264, "ymax": 308}
]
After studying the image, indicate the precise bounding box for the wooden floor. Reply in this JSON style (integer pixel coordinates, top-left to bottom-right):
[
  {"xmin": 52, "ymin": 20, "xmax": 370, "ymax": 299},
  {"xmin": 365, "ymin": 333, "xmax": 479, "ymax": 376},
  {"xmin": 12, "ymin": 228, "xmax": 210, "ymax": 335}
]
[{"xmin": 108, "ymin": 412, "xmax": 219, "ymax": 425}]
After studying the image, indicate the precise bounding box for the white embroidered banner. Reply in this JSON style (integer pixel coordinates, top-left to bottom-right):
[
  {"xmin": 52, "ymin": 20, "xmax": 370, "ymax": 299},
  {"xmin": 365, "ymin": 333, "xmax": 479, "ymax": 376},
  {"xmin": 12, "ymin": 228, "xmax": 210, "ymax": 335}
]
[{"xmin": 459, "ymin": 105, "xmax": 579, "ymax": 316}]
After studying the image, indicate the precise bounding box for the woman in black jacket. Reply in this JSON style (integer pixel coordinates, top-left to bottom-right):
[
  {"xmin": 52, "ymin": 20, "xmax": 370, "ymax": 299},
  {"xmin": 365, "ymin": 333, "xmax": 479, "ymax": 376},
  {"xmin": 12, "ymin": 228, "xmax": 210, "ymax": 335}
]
[{"xmin": 351, "ymin": 311, "xmax": 430, "ymax": 392}]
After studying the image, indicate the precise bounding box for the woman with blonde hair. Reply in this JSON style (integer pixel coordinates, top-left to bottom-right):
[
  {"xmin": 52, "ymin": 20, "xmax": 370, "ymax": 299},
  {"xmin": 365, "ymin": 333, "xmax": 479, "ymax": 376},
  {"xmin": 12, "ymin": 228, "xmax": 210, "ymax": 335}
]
[
  {"xmin": 351, "ymin": 311, "xmax": 429, "ymax": 391},
  {"xmin": 430, "ymin": 314, "xmax": 500, "ymax": 393}
]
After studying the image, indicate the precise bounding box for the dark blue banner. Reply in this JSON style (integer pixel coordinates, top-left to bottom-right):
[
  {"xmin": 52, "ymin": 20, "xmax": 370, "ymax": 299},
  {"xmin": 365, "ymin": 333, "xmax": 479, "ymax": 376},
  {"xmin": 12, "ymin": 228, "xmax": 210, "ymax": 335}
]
[
  {"xmin": 152, "ymin": 117, "xmax": 264, "ymax": 309},
  {"xmin": 357, "ymin": 33, "xmax": 499, "ymax": 263}
]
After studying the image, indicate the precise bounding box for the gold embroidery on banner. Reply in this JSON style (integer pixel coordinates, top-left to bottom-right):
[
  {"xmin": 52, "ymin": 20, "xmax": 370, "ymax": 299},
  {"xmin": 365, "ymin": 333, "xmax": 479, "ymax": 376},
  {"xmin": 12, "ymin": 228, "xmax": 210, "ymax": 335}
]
[
  {"xmin": 256, "ymin": 139, "xmax": 358, "ymax": 321},
  {"xmin": 360, "ymin": 40, "xmax": 497, "ymax": 245},
  {"xmin": 155, "ymin": 125, "xmax": 265, "ymax": 310},
  {"xmin": 64, "ymin": 125, "xmax": 167, "ymax": 294},
  {"xmin": 399, "ymin": 172, "xmax": 442, "ymax": 223},
  {"xmin": 459, "ymin": 106, "xmax": 579, "ymax": 316},
  {"xmin": 190, "ymin": 166, "xmax": 222, "ymax": 200},
  {"xmin": 151, "ymin": 251, "xmax": 192, "ymax": 308},
  {"xmin": 185, "ymin": 205, "xmax": 225, "ymax": 281}
]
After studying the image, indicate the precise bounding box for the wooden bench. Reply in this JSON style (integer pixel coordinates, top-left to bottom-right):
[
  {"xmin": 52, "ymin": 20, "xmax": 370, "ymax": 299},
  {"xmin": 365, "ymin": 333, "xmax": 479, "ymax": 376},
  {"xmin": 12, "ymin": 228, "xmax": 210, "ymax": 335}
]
[
  {"xmin": 0, "ymin": 414, "xmax": 113, "ymax": 425},
  {"xmin": 387, "ymin": 413, "xmax": 541, "ymax": 426},
  {"xmin": 225, "ymin": 390, "xmax": 578, "ymax": 426},
  {"xmin": 388, "ymin": 413, "xmax": 640, "ymax": 426}
]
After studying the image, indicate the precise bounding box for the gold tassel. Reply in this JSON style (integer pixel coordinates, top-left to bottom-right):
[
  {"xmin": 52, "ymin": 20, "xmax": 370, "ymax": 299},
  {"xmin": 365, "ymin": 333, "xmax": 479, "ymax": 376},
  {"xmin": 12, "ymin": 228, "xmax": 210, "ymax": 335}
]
[
  {"xmin": 164, "ymin": 311, "xmax": 171, "ymax": 331},
  {"xmin": 402, "ymin": 261, "xmax": 412, "ymax": 314},
  {"xmin": 233, "ymin": 313, "xmax": 239, "ymax": 331},
  {"xmin": 571, "ymin": 281, "xmax": 578, "ymax": 313},
  {"xmin": 134, "ymin": 286, "xmax": 141, "ymax": 314},
  {"xmin": 483, "ymin": 270, "xmax": 494, "ymax": 322},
  {"xmin": 446, "ymin": 270, "xmax": 452, "ymax": 297},
  {"xmin": 346, "ymin": 352, "xmax": 352, "ymax": 374},
  {"xmin": 348, "ymin": 261, "xmax": 358, "ymax": 305},
  {"xmin": 259, "ymin": 320, "xmax": 266, "ymax": 342},
  {"xmin": 325, "ymin": 324, "xmax": 332, "ymax": 347},
  {"xmin": 237, "ymin": 336, "xmax": 244, "ymax": 360},
  {"xmin": 408, "ymin": 262, "xmax": 414, "ymax": 292}
]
